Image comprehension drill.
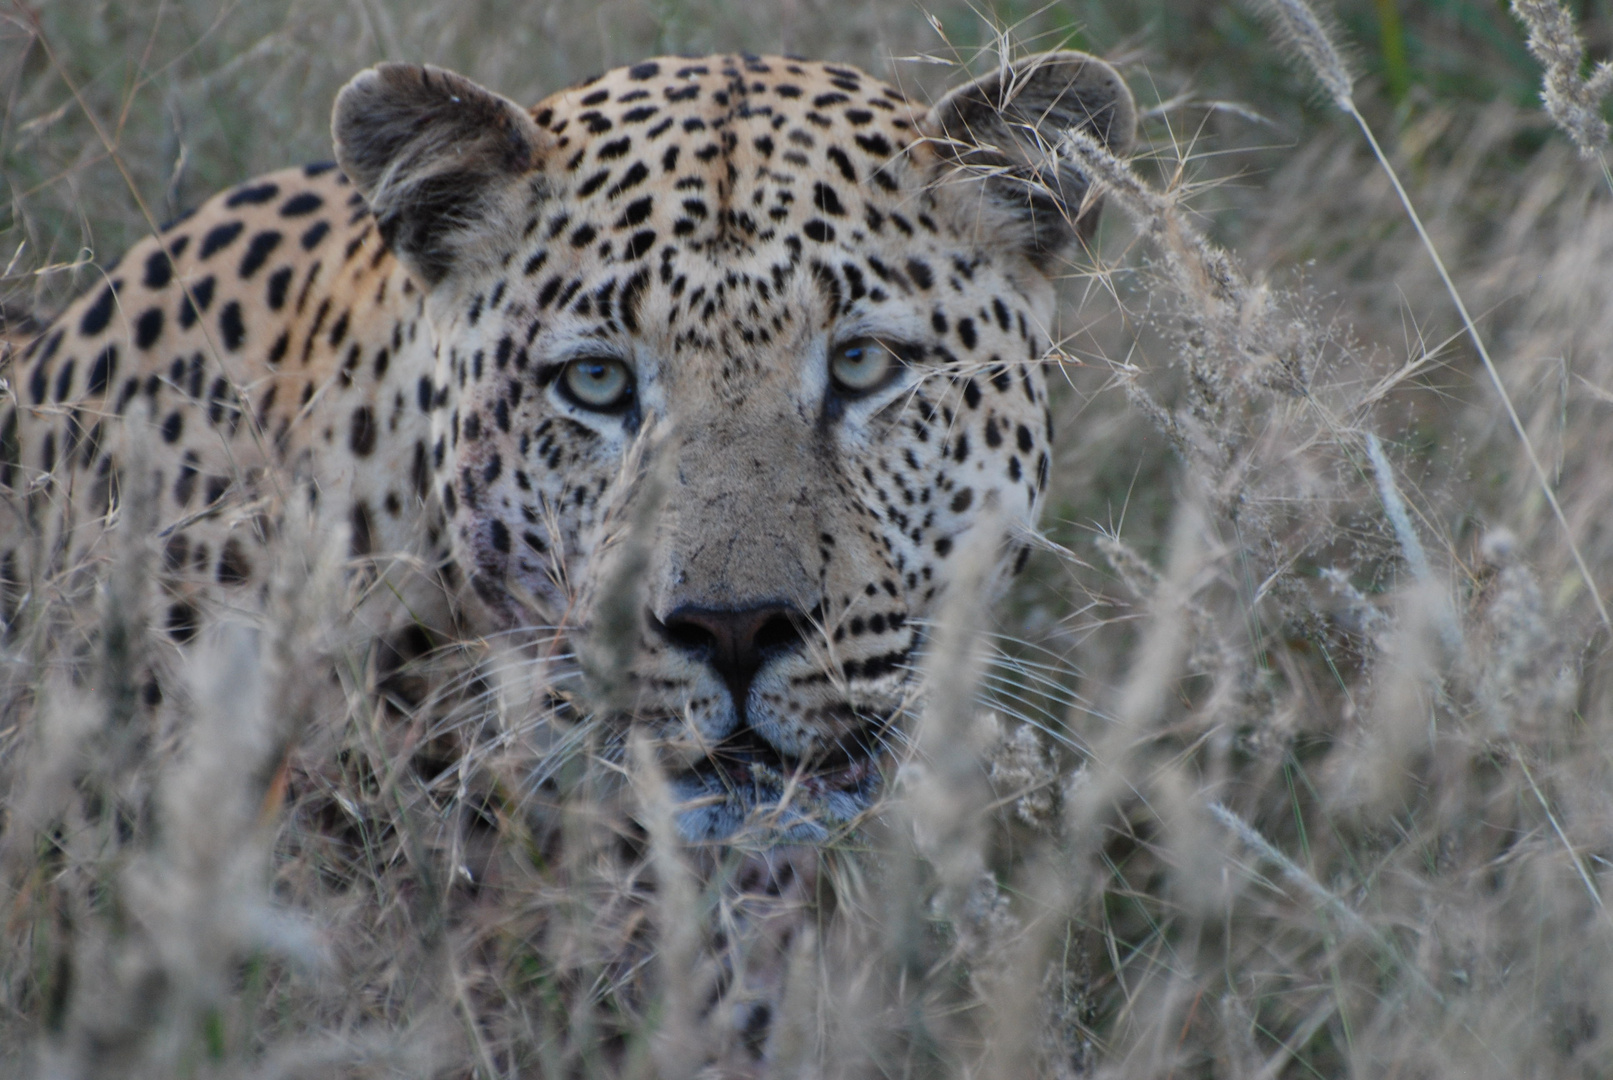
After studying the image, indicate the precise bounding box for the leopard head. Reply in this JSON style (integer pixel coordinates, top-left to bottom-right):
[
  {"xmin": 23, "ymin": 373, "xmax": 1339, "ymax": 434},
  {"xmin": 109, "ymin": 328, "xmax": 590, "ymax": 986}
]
[{"xmin": 333, "ymin": 51, "xmax": 1135, "ymax": 840}]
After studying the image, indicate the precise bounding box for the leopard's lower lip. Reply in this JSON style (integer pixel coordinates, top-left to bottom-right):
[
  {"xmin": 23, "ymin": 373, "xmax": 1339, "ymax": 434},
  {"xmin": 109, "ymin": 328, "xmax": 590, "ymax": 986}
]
[{"xmin": 709, "ymin": 750, "xmax": 880, "ymax": 795}]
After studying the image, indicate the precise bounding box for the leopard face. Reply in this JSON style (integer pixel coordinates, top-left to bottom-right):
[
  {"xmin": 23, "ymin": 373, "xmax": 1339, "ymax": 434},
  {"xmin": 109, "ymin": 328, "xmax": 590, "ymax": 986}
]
[
  {"xmin": 4, "ymin": 51, "xmax": 1133, "ymax": 844},
  {"xmin": 335, "ymin": 54, "xmax": 1136, "ymax": 839}
]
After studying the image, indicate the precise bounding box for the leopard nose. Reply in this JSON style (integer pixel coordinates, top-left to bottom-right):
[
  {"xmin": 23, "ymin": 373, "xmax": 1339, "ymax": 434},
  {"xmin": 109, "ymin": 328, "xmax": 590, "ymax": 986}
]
[{"xmin": 653, "ymin": 603, "xmax": 808, "ymax": 712}]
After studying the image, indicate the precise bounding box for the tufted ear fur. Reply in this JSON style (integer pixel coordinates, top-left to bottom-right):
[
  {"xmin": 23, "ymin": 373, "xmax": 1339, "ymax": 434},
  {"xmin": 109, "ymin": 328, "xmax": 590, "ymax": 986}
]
[
  {"xmin": 333, "ymin": 63, "xmax": 550, "ymax": 286},
  {"xmin": 923, "ymin": 51, "xmax": 1136, "ymax": 266}
]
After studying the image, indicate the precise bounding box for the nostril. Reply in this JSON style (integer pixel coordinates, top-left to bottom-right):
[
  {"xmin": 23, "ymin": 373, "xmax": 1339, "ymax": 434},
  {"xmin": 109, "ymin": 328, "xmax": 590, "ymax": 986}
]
[
  {"xmin": 653, "ymin": 602, "xmax": 811, "ymax": 710},
  {"xmin": 659, "ymin": 615, "xmax": 718, "ymax": 655},
  {"xmin": 752, "ymin": 612, "xmax": 803, "ymax": 653}
]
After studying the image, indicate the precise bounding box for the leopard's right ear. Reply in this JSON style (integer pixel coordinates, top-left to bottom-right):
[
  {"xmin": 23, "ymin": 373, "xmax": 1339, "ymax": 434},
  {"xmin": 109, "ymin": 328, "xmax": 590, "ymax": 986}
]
[
  {"xmin": 922, "ymin": 52, "xmax": 1135, "ymax": 268},
  {"xmin": 333, "ymin": 63, "xmax": 551, "ymax": 286}
]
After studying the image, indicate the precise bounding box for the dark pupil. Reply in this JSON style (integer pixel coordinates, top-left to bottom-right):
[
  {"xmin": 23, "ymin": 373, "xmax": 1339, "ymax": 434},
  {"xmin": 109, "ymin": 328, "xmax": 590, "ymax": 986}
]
[{"xmin": 583, "ymin": 363, "xmax": 610, "ymax": 381}]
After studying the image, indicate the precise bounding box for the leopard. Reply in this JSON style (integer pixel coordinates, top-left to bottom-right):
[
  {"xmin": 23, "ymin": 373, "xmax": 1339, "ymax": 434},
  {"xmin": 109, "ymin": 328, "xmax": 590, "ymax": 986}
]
[
  {"xmin": 3, "ymin": 48, "xmax": 1133, "ymax": 845},
  {"xmin": 2, "ymin": 48, "xmax": 1133, "ymax": 1070}
]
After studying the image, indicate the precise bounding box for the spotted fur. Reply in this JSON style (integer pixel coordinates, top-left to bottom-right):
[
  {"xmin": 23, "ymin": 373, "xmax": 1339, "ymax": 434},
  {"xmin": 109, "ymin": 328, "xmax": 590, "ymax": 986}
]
[{"xmin": 1, "ymin": 52, "xmax": 1134, "ymax": 840}]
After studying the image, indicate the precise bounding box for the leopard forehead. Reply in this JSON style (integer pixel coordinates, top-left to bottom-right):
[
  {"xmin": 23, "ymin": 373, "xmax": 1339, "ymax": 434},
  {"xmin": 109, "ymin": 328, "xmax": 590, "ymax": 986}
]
[
  {"xmin": 454, "ymin": 55, "xmax": 990, "ymax": 344},
  {"xmin": 537, "ymin": 54, "xmax": 921, "ymax": 251}
]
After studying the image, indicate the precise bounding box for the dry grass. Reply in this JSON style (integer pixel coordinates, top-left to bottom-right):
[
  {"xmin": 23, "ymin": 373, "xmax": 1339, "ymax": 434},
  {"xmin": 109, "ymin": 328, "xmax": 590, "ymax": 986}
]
[{"xmin": 5, "ymin": 0, "xmax": 1613, "ymax": 1076}]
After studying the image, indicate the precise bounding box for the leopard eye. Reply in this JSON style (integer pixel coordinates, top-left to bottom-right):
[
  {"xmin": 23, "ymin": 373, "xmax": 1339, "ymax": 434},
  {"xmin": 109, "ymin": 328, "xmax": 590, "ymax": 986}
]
[
  {"xmin": 829, "ymin": 337, "xmax": 902, "ymax": 396},
  {"xmin": 559, "ymin": 356, "xmax": 634, "ymax": 411}
]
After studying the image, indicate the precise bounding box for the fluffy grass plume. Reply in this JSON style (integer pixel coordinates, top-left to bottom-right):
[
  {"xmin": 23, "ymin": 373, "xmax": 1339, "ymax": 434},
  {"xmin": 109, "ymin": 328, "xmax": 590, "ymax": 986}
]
[
  {"xmin": 1245, "ymin": 0, "xmax": 1354, "ymax": 109},
  {"xmin": 1512, "ymin": 0, "xmax": 1613, "ymax": 158}
]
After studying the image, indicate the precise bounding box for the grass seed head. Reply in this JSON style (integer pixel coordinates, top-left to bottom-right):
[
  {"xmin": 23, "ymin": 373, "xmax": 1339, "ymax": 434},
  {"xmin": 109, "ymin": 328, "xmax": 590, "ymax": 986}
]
[
  {"xmin": 1247, "ymin": 0, "xmax": 1355, "ymax": 111},
  {"xmin": 1513, "ymin": 0, "xmax": 1613, "ymax": 158}
]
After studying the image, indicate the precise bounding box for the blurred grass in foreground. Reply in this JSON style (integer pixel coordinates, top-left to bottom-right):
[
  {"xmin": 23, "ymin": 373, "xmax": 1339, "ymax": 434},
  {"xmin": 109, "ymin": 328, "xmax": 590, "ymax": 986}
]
[{"xmin": 6, "ymin": 0, "xmax": 1613, "ymax": 1076}]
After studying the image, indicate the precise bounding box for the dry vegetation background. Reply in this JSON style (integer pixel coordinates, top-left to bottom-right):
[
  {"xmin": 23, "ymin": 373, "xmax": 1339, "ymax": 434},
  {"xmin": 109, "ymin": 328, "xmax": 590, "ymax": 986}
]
[{"xmin": 4, "ymin": 0, "xmax": 1613, "ymax": 1076}]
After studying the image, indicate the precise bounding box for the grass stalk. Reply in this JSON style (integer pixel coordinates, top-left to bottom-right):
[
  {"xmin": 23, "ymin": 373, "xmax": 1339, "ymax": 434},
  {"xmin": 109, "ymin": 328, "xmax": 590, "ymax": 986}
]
[
  {"xmin": 1253, "ymin": 0, "xmax": 1613, "ymax": 634},
  {"xmin": 1516, "ymin": 755, "xmax": 1613, "ymax": 931},
  {"xmin": 1350, "ymin": 87, "xmax": 1612, "ymax": 632}
]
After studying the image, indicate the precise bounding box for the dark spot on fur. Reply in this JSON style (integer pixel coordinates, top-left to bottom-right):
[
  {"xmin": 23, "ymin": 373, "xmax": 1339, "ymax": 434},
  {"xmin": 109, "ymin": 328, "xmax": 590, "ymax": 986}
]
[
  {"xmin": 53, "ymin": 360, "xmax": 75, "ymax": 403},
  {"xmin": 199, "ymin": 221, "xmax": 244, "ymax": 259},
  {"xmin": 135, "ymin": 308, "xmax": 164, "ymax": 350},
  {"xmin": 80, "ymin": 285, "xmax": 117, "ymax": 336},
  {"xmin": 350, "ymin": 501, "xmax": 373, "ymax": 557},
  {"xmin": 239, "ymin": 230, "xmax": 283, "ymax": 278},
  {"xmin": 280, "ymin": 191, "xmax": 323, "ymax": 216},
  {"xmin": 87, "ymin": 346, "xmax": 118, "ymax": 396},
  {"xmin": 217, "ymin": 539, "xmax": 252, "ymax": 585},
  {"xmin": 267, "ymin": 267, "xmax": 293, "ymax": 310},
  {"xmin": 300, "ymin": 221, "xmax": 331, "ymax": 250},
  {"xmin": 350, "ymin": 406, "xmax": 377, "ymax": 456},
  {"xmin": 219, "ymin": 301, "xmax": 246, "ymax": 350},
  {"xmin": 226, "ymin": 182, "xmax": 279, "ymax": 207},
  {"xmin": 812, "ymin": 182, "xmax": 845, "ymax": 216},
  {"xmin": 144, "ymin": 249, "xmax": 174, "ymax": 289},
  {"xmin": 167, "ymin": 601, "xmax": 200, "ymax": 643},
  {"xmin": 617, "ymin": 196, "xmax": 654, "ymax": 228},
  {"xmin": 178, "ymin": 277, "xmax": 215, "ymax": 329},
  {"xmin": 624, "ymin": 230, "xmax": 657, "ymax": 260}
]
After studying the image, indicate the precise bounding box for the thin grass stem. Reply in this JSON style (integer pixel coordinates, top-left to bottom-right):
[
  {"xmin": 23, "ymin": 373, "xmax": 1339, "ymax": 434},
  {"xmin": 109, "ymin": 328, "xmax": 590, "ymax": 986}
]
[
  {"xmin": 1347, "ymin": 108, "xmax": 1612, "ymax": 633},
  {"xmin": 1516, "ymin": 755, "xmax": 1613, "ymax": 932}
]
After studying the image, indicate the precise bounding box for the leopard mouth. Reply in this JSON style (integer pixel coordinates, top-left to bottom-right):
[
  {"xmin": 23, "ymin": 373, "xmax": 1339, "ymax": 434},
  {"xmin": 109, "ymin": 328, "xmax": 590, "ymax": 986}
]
[{"xmin": 670, "ymin": 716, "xmax": 896, "ymax": 841}]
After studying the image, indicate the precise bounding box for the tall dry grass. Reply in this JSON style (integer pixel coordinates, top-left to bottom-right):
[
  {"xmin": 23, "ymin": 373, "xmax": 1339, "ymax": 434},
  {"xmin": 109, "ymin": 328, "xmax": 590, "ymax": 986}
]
[{"xmin": 5, "ymin": 0, "xmax": 1613, "ymax": 1077}]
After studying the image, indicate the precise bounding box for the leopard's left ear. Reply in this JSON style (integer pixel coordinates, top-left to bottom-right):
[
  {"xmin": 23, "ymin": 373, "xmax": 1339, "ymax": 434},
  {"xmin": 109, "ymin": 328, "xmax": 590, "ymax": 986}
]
[
  {"xmin": 922, "ymin": 51, "xmax": 1135, "ymax": 267},
  {"xmin": 333, "ymin": 63, "xmax": 552, "ymax": 287}
]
